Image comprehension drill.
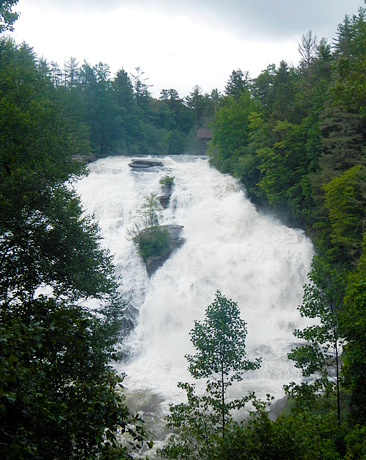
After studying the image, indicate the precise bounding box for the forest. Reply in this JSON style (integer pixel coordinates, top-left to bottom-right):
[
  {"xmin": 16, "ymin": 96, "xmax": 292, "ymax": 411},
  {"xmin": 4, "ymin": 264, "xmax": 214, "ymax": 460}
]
[{"xmin": 1, "ymin": 0, "xmax": 366, "ymax": 458}]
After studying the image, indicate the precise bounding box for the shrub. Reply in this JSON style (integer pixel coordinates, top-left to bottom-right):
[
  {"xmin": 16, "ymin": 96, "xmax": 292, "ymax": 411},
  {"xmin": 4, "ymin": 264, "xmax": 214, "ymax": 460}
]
[
  {"xmin": 160, "ymin": 175, "xmax": 175, "ymax": 190},
  {"xmin": 134, "ymin": 226, "xmax": 172, "ymax": 261}
]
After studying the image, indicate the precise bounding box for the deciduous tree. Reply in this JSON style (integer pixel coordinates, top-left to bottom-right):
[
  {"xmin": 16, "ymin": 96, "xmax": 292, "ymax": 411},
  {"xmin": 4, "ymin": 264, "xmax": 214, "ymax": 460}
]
[
  {"xmin": 159, "ymin": 292, "xmax": 260, "ymax": 459},
  {"xmin": 0, "ymin": 0, "xmax": 19, "ymax": 33}
]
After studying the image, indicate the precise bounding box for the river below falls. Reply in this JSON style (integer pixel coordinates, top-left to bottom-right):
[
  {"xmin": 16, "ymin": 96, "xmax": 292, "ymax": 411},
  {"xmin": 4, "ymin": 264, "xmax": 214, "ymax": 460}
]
[{"xmin": 74, "ymin": 154, "xmax": 314, "ymax": 452}]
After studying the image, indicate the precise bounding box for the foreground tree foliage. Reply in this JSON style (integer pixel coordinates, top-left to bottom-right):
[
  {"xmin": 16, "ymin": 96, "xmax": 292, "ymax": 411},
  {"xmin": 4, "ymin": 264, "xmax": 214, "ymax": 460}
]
[
  {"xmin": 0, "ymin": 38, "xmax": 149, "ymax": 458},
  {"xmin": 0, "ymin": 297, "xmax": 147, "ymax": 459},
  {"xmin": 0, "ymin": 0, "xmax": 19, "ymax": 32},
  {"xmin": 158, "ymin": 292, "xmax": 260, "ymax": 459}
]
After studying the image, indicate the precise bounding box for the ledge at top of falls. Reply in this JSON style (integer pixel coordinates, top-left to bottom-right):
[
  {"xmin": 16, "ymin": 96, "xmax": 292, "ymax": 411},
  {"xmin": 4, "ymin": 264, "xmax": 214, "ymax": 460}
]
[{"xmin": 129, "ymin": 158, "xmax": 164, "ymax": 169}]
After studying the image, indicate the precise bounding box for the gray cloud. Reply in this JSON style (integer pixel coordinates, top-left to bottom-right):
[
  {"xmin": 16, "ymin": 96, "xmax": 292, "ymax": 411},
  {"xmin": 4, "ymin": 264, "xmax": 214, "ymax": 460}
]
[{"xmin": 39, "ymin": 0, "xmax": 362, "ymax": 40}]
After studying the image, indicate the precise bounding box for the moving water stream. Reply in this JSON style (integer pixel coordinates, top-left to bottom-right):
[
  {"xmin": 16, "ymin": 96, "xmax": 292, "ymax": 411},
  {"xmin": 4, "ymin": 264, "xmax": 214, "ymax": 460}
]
[{"xmin": 75, "ymin": 155, "xmax": 314, "ymax": 447}]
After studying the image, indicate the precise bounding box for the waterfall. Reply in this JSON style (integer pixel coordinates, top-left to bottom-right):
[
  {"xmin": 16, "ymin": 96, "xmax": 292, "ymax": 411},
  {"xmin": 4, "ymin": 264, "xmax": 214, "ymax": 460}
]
[{"xmin": 75, "ymin": 155, "xmax": 314, "ymax": 443}]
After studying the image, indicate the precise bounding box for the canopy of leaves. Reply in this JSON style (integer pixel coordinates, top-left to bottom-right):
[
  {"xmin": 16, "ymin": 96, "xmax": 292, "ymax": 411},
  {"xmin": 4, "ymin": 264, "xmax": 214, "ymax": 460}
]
[
  {"xmin": 0, "ymin": 0, "xmax": 19, "ymax": 33},
  {"xmin": 0, "ymin": 37, "xmax": 149, "ymax": 458}
]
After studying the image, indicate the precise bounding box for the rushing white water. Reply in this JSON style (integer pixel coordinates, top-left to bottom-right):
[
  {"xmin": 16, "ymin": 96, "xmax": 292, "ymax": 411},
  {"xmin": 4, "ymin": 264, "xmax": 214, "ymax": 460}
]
[{"xmin": 75, "ymin": 155, "xmax": 314, "ymax": 443}]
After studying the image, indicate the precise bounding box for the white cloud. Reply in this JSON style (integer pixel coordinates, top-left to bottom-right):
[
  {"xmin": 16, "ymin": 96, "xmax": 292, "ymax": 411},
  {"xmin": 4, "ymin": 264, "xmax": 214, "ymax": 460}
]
[
  {"xmin": 9, "ymin": 0, "xmax": 362, "ymax": 97},
  {"xmin": 24, "ymin": 0, "xmax": 362, "ymax": 38}
]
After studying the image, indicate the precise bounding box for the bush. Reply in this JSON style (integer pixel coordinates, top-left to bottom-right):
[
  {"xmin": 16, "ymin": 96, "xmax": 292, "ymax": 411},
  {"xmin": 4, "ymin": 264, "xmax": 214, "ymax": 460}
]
[
  {"xmin": 134, "ymin": 226, "xmax": 172, "ymax": 261},
  {"xmin": 160, "ymin": 175, "xmax": 175, "ymax": 190}
]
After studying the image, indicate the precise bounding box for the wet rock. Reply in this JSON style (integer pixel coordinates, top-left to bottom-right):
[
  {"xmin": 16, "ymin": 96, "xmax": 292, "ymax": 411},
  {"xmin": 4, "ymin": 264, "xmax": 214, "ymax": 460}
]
[
  {"xmin": 129, "ymin": 158, "xmax": 164, "ymax": 170},
  {"xmin": 119, "ymin": 304, "xmax": 139, "ymax": 337},
  {"xmin": 72, "ymin": 154, "xmax": 96, "ymax": 164},
  {"xmin": 158, "ymin": 194, "xmax": 170, "ymax": 208},
  {"xmin": 268, "ymin": 396, "xmax": 288, "ymax": 421},
  {"xmin": 158, "ymin": 185, "xmax": 172, "ymax": 208},
  {"xmin": 120, "ymin": 317, "xmax": 135, "ymax": 336}
]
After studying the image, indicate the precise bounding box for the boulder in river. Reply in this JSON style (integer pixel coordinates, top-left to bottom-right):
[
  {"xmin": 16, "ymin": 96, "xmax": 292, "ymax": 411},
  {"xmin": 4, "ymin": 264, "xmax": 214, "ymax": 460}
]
[{"xmin": 129, "ymin": 158, "xmax": 164, "ymax": 170}]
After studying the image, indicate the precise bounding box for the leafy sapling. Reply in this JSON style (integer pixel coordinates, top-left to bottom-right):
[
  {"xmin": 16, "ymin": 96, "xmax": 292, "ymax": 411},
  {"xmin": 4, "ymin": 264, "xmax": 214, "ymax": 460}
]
[{"xmin": 159, "ymin": 292, "xmax": 261, "ymax": 459}]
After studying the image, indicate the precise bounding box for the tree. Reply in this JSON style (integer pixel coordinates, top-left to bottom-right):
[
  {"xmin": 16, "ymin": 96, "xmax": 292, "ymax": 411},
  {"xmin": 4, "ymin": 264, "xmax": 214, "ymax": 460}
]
[
  {"xmin": 113, "ymin": 68, "xmax": 134, "ymax": 106},
  {"xmin": 340, "ymin": 236, "xmax": 366, "ymax": 423},
  {"xmin": 267, "ymin": 60, "xmax": 297, "ymax": 122},
  {"xmin": 0, "ymin": 38, "xmax": 150, "ymax": 458},
  {"xmin": 323, "ymin": 165, "xmax": 366, "ymax": 265},
  {"xmin": 77, "ymin": 61, "xmax": 121, "ymax": 154},
  {"xmin": 208, "ymin": 89, "xmax": 259, "ymax": 174},
  {"xmin": 131, "ymin": 66, "xmax": 152, "ymax": 107},
  {"xmin": 0, "ymin": 0, "xmax": 19, "ymax": 33},
  {"xmin": 186, "ymin": 291, "xmax": 261, "ymax": 436},
  {"xmin": 64, "ymin": 56, "xmax": 80, "ymax": 88},
  {"xmin": 251, "ymin": 64, "xmax": 276, "ymax": 108},
  {"xmin": 286, "ymin": 257, "xmax": 346, "ymax": 424},
  {"xmin": 225, "ymin": 69, "xmax": 250, "ymax": 99},
  {"xmin": 159, "ymin": 292, "xmax": 260, "ymax": 459},
  {"xmin": 185, "ymin": 85, "xmax": 206, "ymax": 126},
  {"xmin": 160, "ymin": 88, "xmax": 180, "ymax": 104},
  {"xmin": 0, "ymin": 296, "xmax": 148, "ymax": 460},
  {"xmin": 256, "ymin": 118, "xmax": 314, "ymax": 223},
  {"xmin": 296, "ymin": 31, "xmax": 320, "ymax": 110},
  {"xmin": 298, "ymin": 31, "xmax": 318, "ymax": 69},
  {"xmin": 333, "ymin": 7, "xmax": 366, "ymax": 119}
]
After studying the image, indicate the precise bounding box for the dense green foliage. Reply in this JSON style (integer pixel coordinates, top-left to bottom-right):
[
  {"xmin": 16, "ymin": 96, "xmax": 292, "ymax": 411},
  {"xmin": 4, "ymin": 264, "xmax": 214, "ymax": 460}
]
[
  {"xmin": 208, "ymin": 8, "xmax": 366, "ymax": 240},
  {"xmin": 0, "ymin": 37, "xmax": 149, "ymax": 458},
  {"xmin": 198, "ymin": 4, "xmax": 366, "ymax": 459},
  {"xmin": 36, "ymin": 59, "xmax": 219, "ymax": 157},
  {"xmin": 286, "ymin": 257, "xmax": 346, "ymax": 424},
  {"xmin": 135, "ymin": 226, "xmax": 172, "ymax": 261},
  {"xmin": 160, "ymin": 175, "xmax": 175, "ymax": 190}
]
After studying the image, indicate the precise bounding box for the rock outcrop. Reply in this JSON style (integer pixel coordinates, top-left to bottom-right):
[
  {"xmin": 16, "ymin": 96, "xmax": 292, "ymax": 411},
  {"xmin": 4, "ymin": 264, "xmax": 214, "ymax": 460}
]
[
  {"xmin": 128, "ymin": 158, "xmax": 164, "ymax": 170},
  {"xmin": 158, "ymin": 184, "xmax": 173, "ymax": 208},
  {"xmin": 145, "ymin": 224, "xmax": 185, "ymax": 276},
  {"xmin": 72, "ymin": 153, "xmax": 96, "ymax": 164}
]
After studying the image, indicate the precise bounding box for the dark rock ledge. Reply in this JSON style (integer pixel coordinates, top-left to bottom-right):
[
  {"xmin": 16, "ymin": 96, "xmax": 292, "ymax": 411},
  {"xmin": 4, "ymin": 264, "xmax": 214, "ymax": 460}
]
[{"xmin": 128, "ymin": 158, "xmax": 164, "ymax": 170}]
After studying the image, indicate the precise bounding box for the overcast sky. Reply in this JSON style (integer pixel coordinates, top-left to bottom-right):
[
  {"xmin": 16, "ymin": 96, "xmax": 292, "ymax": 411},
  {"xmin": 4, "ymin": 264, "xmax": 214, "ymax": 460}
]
[{"xmin": 9, "ymin": 0, "xmax": 363, "ymax": 98}]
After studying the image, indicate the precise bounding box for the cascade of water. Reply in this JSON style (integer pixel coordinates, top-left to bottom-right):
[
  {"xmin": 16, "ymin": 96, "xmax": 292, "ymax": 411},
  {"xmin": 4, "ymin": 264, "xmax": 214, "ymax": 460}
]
[{"xmin": 75, "ymin": 155, "xmax": 314, "ymax": 443}]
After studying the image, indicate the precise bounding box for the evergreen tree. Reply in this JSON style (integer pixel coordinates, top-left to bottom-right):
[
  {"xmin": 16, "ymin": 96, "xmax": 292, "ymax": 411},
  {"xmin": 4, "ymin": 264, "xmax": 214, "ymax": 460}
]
[{"xmin": 224, "ymin": 69, "xmax": 250, "ymax": 99}]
